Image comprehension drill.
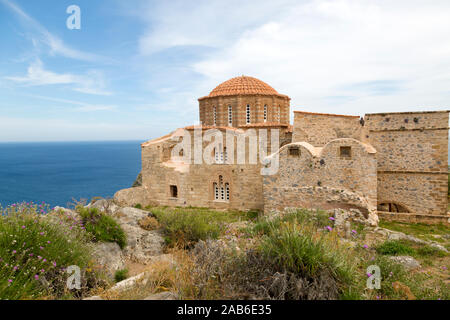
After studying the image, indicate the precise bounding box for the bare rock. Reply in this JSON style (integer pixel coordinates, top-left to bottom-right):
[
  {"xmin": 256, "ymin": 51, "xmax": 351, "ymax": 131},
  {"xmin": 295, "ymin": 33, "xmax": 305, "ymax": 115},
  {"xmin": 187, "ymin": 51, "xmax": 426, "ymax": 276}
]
[
  {"xmin": 110, "ymin": 272, "xmax": 148, "ymax": 292},
  {"xmin": 83, "ymin": 296, "xmax": 104, "ymax": 300},
  {"xmin": 87, "ymin": 199, "xmax": 120, "ymax": 215},
  {"xmin": 93, "ymin": 242, "xmax": 125, "ymax": 276},
  {"xmin": 389, "ymin": 256, "xmax": 421, "ymax": 270},
  {"xmin": 144, "ymin": 291, "xmax": 179, "ymax": 300},
  {"xmin": 115, "ymin": 207, "xmax": 152, "ymax": 227},
  {"xmin": 114, "ymin": 187, "xmax": 151, "ymax": 207},
  {"xmin": 122, "ymin": 225, "xmax": 165, "ymax": 264}
]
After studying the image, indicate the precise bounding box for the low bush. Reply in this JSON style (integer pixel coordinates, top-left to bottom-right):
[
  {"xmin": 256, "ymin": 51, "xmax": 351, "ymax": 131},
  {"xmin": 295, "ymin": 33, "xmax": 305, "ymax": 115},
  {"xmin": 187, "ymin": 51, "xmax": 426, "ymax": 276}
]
[
  {"xmin": 259, "ymin": 221, "xmax": 357, "ymax": 288},
  {"xmin": 250, "ymin": 209, "xmax": 331, "ymax": 236},
  {"xmin": 184, "ymin": 209, "xmax": 359, "ymax": 300},
  {"xmin": 152, "ymin": 207, "xmax": 249, "ymax": 247},
  {"xmin": 76, "ymin": 207, "xmax": 127, "ymax": 249},
  {"xmin": 0, "ymin": 202, "xmax": 97, "ymax": 300},
  {"xmin": 114, "ymin": 269, "xmax": 128, "ymax": 283},
  {"xmin": 376, "ymin": 240, "xmax": 416, "ymax": 256}
]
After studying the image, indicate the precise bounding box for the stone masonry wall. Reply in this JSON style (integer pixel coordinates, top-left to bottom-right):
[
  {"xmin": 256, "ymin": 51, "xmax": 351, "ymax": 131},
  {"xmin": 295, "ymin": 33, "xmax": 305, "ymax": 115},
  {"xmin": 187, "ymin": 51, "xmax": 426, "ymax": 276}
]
[
  {"xmin": 263, "ymin": 139, "xmax": 377, "ymax": 215},
  {"xmin": 139, "ymin": 127, "xmax": 269, "ymax": 211},
  {"xmin": 292, "ymin": 111, "xmax": 362, "ymax": 147},
  {"xmin": 364, "ymin": 111, "xmax": 449, "ymax": 216}
]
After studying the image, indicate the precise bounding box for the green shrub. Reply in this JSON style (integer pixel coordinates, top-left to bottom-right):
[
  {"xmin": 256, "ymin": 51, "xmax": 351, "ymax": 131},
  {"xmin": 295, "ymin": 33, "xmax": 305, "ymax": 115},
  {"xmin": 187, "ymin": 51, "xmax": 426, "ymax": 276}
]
[
  {"xmin": 251, "ymin": 209, "xmax": 331, "ymax": 236},
  {"xmin": 376, "ymin": 240, "xmax": 415, "ymax": 256},
  {"xmin": 0, "ymin": 202, "xmax": 94, "ymax": 300},
  {"xmin": 152, "ymin": 207, "xmax": 248, "ymax": 247},
  {"xmin": 416, "ymin": 245, "xmax": 447, "ymax": 257},
  {"xmin": 114, "ymin": 269, "xmax": 128, "ymax": 283},
  {"xmin": 260, "ymin": 221, "xmax": 357, "ymax": 287},
  {"xmin": 134, "ymin": 204, "xmax": 142, "ymax": 210},
  {"xmin": 77, "ymin": 207, "xmax": 127, "ymax": 249}
]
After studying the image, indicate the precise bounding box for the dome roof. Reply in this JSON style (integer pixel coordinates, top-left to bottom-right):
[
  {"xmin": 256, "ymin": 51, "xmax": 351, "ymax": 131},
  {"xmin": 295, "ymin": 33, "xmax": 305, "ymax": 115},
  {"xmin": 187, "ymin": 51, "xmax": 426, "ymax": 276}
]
[{"xmin": 206, "ymin": 76, "xmax": 285, "ymax": 98}]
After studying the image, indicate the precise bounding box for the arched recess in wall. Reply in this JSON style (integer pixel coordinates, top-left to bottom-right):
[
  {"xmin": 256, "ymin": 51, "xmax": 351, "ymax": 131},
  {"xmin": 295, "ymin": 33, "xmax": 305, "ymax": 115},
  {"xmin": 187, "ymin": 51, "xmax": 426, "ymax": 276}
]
[{"xmin": 377, "ymin": 201, "xmax": 410, "ymax": 213}]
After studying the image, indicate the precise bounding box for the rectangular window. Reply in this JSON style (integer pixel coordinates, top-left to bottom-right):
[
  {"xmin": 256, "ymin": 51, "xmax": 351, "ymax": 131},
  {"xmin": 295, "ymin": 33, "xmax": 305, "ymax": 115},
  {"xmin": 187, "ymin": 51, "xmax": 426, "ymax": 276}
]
[
  {"xmin": 340, "ymin": 146, "xmax": 352, "ymax": 159},
  {"xmin": 170, "ymin": 185, "xmax": 178, "ymax": 198},
  {"xmin": 228, "ymin": 106, "xmax": 233, "ymax": 126},
  {"xmin": 288, "ymin": 146, "xmax": 300, "ymax": 157},
  {"xmin": 246, "ymin": 105, "xmax": 251, "ymax": 124},
  {"xmin": 213, "ymin": 106, "xmax": 217, "ymax": 126}
]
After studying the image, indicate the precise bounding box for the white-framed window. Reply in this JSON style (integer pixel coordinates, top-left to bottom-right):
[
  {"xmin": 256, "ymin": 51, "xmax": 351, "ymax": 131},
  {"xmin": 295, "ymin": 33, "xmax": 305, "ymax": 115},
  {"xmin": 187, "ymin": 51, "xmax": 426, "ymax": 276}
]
[
  {"xmin": 213, "ymin": 106, "xmax": 217, "ymax": 125},
  {"xmin": 246, "ymin": 105, "xmax": 251, "ymax": 124},
  {"xmin": 213, "ymin": 175, "xmax": 230, "ymax": 202},
  {"xmin": 264, "ymin": 105, "xmax": 267, "ymax": 122},
  {"xmin": 228, "ymin": 106, "xmax": 233, "ymax": 126},
  {"xmin": 225, "ymin": 183, "xmax": 230, "ymax": 201},
  {"xmin": 214, "ymin": 183, "xmax": 219, "ymax": 200},
  {"xmin": 224, "ymin": 147, "xmax": 228, "ymax": 163}
]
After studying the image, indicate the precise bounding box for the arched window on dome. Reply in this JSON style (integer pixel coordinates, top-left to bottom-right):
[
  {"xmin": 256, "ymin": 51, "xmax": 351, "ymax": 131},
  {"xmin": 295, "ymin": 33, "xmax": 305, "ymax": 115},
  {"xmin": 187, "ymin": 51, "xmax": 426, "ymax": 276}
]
[
  {"xmin": 213, "ymin": 106, "xmax": 217, "ymax": 126},
  {"xmin": 246, "ymin": 105, "xmax": 251, "ymax": 124},
  {"xmin": 264, "ymin": 105, "xmax": 267, "ymax": 122},
  {"xmin": 228, "ymin": 106, "xmax": 233, "ymax": 126}
]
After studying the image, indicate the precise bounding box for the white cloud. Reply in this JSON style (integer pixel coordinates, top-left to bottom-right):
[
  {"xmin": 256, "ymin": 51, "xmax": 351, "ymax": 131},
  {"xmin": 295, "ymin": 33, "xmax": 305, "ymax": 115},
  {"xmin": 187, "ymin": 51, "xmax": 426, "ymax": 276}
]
[
  {"xmin": 137, "ymin": 0, "xmax": 450, "ymax": 115},
  {"xmin": 5, "ymin": 59, "xmax": 112, "ymax": 96}
]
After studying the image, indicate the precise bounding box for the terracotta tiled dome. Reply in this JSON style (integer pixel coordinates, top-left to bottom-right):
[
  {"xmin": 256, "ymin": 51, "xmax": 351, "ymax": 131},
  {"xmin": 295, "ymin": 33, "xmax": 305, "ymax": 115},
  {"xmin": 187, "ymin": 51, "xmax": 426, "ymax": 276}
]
[{"xmin": 208, "ymin": 76, "xmax": 281, "ymax": 98}]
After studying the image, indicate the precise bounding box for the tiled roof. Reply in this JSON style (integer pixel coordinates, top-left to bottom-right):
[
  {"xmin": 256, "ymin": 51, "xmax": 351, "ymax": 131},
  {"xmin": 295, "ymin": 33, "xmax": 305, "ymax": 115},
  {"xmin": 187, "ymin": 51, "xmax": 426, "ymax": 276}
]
[{"xmin": 199, "ymin": 76, "xmax": 289, "ymax": 100}]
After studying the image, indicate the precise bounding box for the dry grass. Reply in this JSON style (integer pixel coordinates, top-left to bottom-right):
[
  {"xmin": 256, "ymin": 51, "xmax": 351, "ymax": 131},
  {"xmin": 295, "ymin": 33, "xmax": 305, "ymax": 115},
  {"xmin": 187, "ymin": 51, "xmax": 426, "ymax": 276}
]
[{"xmin": 138, "ymin": 216, "xmax": 160, "ymax": 231}]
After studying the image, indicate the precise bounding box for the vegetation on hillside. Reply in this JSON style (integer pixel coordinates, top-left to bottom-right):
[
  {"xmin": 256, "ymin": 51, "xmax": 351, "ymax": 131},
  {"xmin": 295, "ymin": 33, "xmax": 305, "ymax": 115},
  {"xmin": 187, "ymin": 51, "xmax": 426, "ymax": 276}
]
[
  {"xmin": 76, "ymin": 206, "xmax": 127, "ymax": 249},
  {"xmin": 0, "ymin": 202, "xmax": 100, "ymax": 300}
]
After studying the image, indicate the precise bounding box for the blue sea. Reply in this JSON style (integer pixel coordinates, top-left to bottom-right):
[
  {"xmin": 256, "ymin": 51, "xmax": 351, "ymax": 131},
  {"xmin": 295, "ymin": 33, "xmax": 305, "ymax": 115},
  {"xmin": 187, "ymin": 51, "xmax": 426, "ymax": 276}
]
[{"xmin": 0, "ymin": 141, "xmax": 142, "ymax": 208}]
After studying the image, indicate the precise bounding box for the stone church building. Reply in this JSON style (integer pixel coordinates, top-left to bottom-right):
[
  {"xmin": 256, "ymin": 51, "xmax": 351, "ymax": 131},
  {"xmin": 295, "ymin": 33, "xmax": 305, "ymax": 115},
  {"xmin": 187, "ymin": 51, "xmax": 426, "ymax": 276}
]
[{"xmin": 115, "ymin": 76, "xmax": 450, "ymax": 225}]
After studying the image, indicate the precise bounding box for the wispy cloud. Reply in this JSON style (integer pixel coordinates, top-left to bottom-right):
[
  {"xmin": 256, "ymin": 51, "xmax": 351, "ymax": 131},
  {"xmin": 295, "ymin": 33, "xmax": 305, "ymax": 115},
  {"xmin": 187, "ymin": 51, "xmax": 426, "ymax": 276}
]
[
  {"xmin": 5, "ymin": 59, "xmax": 113, "ymax": 96},
  {"xmin": 22, "ymin": 93, "xmax": 117, "ymax": 113},
  {"xmin": 0, "ymin": 0, "xmax": 113, "ymax": 63}
]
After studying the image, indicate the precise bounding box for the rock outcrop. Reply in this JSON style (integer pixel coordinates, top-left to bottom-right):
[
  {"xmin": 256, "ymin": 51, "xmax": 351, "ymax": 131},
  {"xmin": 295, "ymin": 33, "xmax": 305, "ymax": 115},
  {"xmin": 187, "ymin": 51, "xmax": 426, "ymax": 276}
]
[
  {"xmin": 113, "ymin": 187, "xmax": 152, "ymax": 207},
  {"xmin": 92, "ymin": 242, "xmax": 126, "ymax": 276}
]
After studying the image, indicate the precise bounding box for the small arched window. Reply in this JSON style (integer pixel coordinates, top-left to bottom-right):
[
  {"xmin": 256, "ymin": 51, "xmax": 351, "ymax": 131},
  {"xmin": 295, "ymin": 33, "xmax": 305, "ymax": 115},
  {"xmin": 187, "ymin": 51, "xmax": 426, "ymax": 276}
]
[
  {"xmin": 213, "ymin": 106, "xmax": 217, "ymax": 126},
  {"xmin": 228, "ymin": 106, "xmax": 233, "ymax": 126},
  {"xmin": 264, "ymin": 105, "xmax": 267, "ymax": 122},
  {"xmin": 246, "ymin": 105, "xmax": 251, "ymax": 124},
  {"xmin": 213, "ymin": 175, "xmax": 230, "ymax": 202},
  {"xmin": 213, "ymin": 183, "xmax": 219, "ymax": 200},
  {"xmin": 225, "ymin": 183, "xmax": 230, "ymax": 201}
]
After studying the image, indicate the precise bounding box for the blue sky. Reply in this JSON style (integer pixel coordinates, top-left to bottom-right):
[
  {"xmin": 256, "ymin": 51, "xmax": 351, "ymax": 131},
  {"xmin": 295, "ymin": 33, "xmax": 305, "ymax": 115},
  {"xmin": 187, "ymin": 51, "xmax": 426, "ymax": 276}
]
[{"xmin": 1, "ymin": 0, "xmax": 449, "ymax": 142}]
